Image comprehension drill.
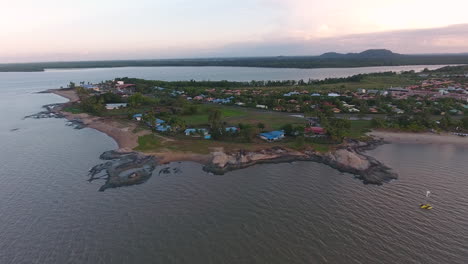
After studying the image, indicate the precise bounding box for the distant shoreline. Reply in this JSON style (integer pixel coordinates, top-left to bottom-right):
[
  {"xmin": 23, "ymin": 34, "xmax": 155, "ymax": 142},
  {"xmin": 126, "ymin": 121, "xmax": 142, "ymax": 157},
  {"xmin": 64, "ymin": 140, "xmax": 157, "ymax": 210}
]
[{"xmin": 1, "ymin": 51, "xmax": 466, "ymax": 73}]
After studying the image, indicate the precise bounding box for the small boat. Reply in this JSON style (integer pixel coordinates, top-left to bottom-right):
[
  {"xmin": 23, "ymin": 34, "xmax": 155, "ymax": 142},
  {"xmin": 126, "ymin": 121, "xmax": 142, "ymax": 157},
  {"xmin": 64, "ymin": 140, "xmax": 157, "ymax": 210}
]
[
  {"xmin": 420, "ymin": 204, "xmax": 432, "ymax": 210},
  {"xmin": 420, "ymin": 191, "xmax": 433, "ymax": 210}
]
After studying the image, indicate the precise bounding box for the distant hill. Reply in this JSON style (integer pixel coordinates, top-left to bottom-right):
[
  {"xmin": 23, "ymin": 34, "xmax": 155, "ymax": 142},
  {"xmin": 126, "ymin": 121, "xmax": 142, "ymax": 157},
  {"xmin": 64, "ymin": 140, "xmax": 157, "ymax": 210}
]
[
  {"xmin": 319, "ymin": 49, "xmax": 400, "ymax": 58},
  {"xmin": 1, "ymin": 49, "xmax": 468, "ymax": 72}
]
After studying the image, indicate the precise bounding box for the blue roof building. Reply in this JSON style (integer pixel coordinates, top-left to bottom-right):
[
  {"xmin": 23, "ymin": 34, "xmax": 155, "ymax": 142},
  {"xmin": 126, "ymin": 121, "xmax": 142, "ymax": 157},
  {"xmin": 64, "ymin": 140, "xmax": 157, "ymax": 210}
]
[
  {"xmin": 260, "ymin": 130, "xmax": 285, "ymax": 141},
  {"xmin": 156, "ymin": 125, "xmax": 171, "ymax": 132},
  {"xmin": 184, "ymin": 128, "xmax": 208, "ymax": 136},
  {"xmin": 225, "ymin": 126, "xmax": 238, "ymax": 133}
]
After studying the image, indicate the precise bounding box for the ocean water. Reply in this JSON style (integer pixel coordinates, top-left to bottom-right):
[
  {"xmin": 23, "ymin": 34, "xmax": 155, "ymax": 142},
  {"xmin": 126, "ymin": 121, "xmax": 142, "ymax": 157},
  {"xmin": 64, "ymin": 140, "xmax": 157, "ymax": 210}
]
[{"xmin": 0, "ymin": 66, "xmax": 467, "ymax": 264}]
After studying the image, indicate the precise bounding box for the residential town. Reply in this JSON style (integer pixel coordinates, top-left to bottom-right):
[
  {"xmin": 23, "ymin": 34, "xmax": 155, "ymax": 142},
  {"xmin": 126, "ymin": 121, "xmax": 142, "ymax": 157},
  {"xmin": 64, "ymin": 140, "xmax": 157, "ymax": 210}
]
[{"xmin": 67, "ymin": 67, "xmax": 468, "ymax": 149}]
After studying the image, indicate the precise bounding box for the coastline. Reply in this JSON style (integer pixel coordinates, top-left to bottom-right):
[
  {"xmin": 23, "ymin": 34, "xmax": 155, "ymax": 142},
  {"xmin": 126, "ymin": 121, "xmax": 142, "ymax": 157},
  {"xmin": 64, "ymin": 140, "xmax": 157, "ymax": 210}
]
[
  {"xmin": 47, "ymin": 88, "xmax": 398, "ymax": 188},
  {"xmin": 369, "ymin": 130, "xmax": 468, "ymax": 146}
]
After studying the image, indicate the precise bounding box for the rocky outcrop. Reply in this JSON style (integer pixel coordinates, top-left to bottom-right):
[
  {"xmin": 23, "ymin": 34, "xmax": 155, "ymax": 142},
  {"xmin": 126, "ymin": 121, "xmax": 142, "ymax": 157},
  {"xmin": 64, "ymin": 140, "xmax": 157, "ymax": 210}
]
[
  {"xmin": 204, "ymin": 147, "xmax": 310, "ymax": 175},
  {"xmin": 204, "ymin": 139, "xmax": 397, "ymax": 185},
  {"xmin": 88, "ymin": 150, "xmax": 158, "ymax": 191}
]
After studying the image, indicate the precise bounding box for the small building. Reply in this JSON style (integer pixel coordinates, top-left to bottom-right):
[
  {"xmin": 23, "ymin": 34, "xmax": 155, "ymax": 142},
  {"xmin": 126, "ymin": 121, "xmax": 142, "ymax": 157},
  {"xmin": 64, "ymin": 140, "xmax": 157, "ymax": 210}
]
[
  {"xmin": 116, "ymin": 84, "xmax": 136, "ymax": 90},
  {"xmin": 328, "ymin": 93, "xmax": 340, "ymax": 97},
  {"xmin": 133, "ymin": 113, "xmax": 143, "ymax": 121},
  {"xmin": 155, "ymin": 125, "xmax": 171, "ymax": 132},
  {"xmin": 105, "ymin": 103, "xmax": 128, "ymax": 110},
  {"xmin": 225, "ymin": 127, "xmax": 239, "ymax": 133},
  {"xmin": 256, "ymin": 104, "xmax": 268, "ymax": 109},
  {"xmin": 306, "ymin": 117, "xmax": 320, "ymax": 126},
  {"xmin": 155, "ymin": 119, "xmax": 165, "ymax": 126},
  {"xmin": 357, "ymin": 88, "xmax": 366, "ymax": 94},
  {"xmin": 83, "ymin": 84, "xmax": 100, "ymax": 91},
  {"xmin": 311, "ymin": 93, "xmax": 321, "ymax": 97},
  {"xmin": 305, "ymin": 127, "xmax": 326, "ymax": 135},
  {"xmin": 184, "ymin": 128, "xmax": 209, "ymax": 136},
  {"xmin": 332, "ymin": 108, "xmax": 341, "ymax": 113},
  {"xmin": 284, "ymin": 91, "xmax": 300, "ymax": 97},
  {"xmin": 260, "ymin": 130, "xmax": 285, "ymax": 142}
]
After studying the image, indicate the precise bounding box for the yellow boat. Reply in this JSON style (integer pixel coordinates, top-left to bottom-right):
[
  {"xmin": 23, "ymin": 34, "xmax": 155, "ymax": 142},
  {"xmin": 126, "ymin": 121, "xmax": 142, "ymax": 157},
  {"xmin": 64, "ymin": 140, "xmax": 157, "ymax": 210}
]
[{"xmin": 420, "ymin": 204, "xmax": 433, "ymax": 210}]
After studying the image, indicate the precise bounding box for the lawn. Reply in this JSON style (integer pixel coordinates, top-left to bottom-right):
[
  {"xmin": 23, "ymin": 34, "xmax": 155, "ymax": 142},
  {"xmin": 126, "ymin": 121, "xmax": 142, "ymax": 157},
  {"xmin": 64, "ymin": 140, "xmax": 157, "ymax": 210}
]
[
  {"xmin": 134, "ymin": 134, "xmax": 163, "ymax": 152},
  {"xmin": 181, "ymin": 105, "xmax": 247, "ymax": 126},
  {"xmin": 346, "ymin": 120, "xmax": 373, "ymax": 138},
  {"xmin": 62, "ymin": 106, "xmax": 84, "ymax": 114}
]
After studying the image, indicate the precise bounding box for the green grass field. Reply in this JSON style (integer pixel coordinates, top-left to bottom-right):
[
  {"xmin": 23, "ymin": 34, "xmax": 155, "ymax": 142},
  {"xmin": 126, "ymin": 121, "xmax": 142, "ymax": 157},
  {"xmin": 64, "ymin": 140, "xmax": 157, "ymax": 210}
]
[
  {"xmin": 134, "ymin": 134, "xmax": 163, "ymax": 151},
  {"xmin": 346, "ymin": 120, "xmax": 373, "ymax": 138},
  {"xmin": 62, "ymin": 106, "xmax": 84, "ymax": 114}
]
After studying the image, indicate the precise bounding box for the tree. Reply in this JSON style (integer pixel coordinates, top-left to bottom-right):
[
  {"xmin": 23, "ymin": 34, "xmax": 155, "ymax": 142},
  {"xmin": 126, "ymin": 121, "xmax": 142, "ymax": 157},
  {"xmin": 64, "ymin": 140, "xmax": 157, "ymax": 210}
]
[
  {"xmin": 257, "ymin": 122, "xmax": 265, "ymax": 132},
  {"xmin": 371, "ymin": 118, "xmax": 386, "ymax": 128},
  {"xmin": 281, "ymin": 124, "xmax": 294, "ymax": 136},
  {"xmin": 208, "ymin": 108, "xmax": 222, "ymax": 129},
  {"xmin": 461, "ymin": 117, "xmax": 468, "ymax": 130},
  {"xmin": 239, "ymin": 124, "xmax": 256, "ymax": 142}
]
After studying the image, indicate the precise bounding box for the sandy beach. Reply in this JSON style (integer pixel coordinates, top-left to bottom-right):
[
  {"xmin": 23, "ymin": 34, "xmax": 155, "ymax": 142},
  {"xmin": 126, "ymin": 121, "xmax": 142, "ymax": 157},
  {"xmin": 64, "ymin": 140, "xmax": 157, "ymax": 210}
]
[
  {"xmin": 369, "ymin": 131, "xmax": 468, "ymax": 146},
  {"xmin": 49, "ymin": 89, "xmax": 215, "ymax": 163}
]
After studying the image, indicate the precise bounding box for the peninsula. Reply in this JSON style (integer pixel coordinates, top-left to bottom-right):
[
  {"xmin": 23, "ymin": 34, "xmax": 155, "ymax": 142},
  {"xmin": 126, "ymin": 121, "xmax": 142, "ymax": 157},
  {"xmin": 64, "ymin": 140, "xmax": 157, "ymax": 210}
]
[{"xmin": 44, "ymin": 65, "xmax": 468, "ymax": 190}]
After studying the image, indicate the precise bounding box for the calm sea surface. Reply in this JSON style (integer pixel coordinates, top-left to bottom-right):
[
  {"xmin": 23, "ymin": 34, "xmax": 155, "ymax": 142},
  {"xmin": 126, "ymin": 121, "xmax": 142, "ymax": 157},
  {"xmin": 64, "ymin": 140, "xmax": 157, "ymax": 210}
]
[{"xmin": 0, "ymin": 66, "xmax": 467, "ymax": 264}]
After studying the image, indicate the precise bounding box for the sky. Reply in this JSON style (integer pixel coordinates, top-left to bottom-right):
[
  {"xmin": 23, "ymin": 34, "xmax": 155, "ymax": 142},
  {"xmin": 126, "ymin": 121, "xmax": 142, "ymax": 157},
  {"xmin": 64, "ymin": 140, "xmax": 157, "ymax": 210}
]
[{"xmin": 1, "ymin": 0, "xmax": 468, "ymax": 62}]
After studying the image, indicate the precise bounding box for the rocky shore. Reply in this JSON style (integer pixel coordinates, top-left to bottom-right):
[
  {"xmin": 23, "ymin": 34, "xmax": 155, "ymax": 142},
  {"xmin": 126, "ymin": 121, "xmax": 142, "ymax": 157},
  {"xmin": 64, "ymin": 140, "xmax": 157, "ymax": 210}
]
[
  {"xmin": 204, "ymin": 138, "xmax": 397, "ymax": 185},
  {"xmin": 43, "ymin": 88, "xmax": 398, "ymax": 190},
  {"xmin": 88, "ymin": 150, "xmax": 158, "ymax": 191}
]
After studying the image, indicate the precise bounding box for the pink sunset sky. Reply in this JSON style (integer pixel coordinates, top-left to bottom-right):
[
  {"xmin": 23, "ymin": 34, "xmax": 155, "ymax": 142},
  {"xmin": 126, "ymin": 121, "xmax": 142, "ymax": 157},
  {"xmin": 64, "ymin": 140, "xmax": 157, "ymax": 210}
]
[{"xmin": 1, "ymin": 0, "xmax": 468, "ymax": 62}]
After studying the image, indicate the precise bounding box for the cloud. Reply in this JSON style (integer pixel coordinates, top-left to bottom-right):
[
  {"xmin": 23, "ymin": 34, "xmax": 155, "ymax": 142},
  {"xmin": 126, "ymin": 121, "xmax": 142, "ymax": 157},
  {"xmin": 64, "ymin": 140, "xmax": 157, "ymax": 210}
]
[{"xmin": 204, "ymin": 24, "xmax": 468, "ymax": 56}]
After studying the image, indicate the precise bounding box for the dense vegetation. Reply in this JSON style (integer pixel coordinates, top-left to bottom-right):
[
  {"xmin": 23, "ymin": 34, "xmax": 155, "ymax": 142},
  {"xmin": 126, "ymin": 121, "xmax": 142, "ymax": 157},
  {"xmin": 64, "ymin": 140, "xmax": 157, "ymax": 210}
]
[{"xmin": 3, "ymin": 50, "xmax": 468, "ymax": 72}]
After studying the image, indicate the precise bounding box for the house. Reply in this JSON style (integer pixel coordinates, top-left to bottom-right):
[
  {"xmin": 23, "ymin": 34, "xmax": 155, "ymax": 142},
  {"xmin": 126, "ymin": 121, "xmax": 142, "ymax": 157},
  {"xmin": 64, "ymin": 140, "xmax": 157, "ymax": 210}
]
[
  {"xmin": 155, "ymin": 125, "xmax": 171, "ymax": 132},
  {"xmin": 306, "ymin": 117, "xmax": 320, "ymax": 126},
  {"xmin": 105, "ymin": 103, "xmax": 128, "ymax": 110},
  {"xmin": 116, "ymin": 84, "xmax": 136, "ymax": 90},
  {"xmin": 311, "ymin": 93, "xmax": 321, "ymax": 96},
  {"xmin": 132, "ymin": 113, "xmax": 143, "ymax": 121},
  {"xmin": 155, "ymin": 119, "xmax": 165, "ymax": 126},
  {"xmin": 305, "ymin": 127, "xmax": 326, "ymax": 135},
  {"xmin": 235, "ymin": 102, "xmax": 245, "ymax": 106},
  {"xmin": 83, "ymin": 84, "xmax": 100, "ymax": 91},
  {"xmin": 388, "ymin": 87, "xmax": 409, "ymax": 93},
  {"xmin": 357, "ymin": 88, "xmax": 366, "ymax": 94},
  {"xmin": 225, "ymin": 127, "xmax": 239, "ymax": 133},
  {"xmin": 273, "ymin": 106, "xmax": 286, "ymax": 111},
  {"xmin": 260, "ymin": 130, "xmax": 285, "ymax": 141},
  {"xmin": 332, "ymin": 108, "xmax": 341, "ymax": 113},
  {"xmin": 283, "ymin": 91, "xmax": 300, "ymax": 97},
  {"xmin": 256, "ymin": 104, "xmax": 268, "ymax": 109},
  {"xmin": 348, "ymin": 108, "xmax": 360, "ymax": 113},
  {"xmin": 369, "ymin": 108, "xmax": 379, "ymax": 113},
  {"xmin": 328, "ymin": 93, "xmax": 340, "ymax": 97},
  {"xmin": 184, "ymin": 128, "xmax": 209, "ymax": 137}
]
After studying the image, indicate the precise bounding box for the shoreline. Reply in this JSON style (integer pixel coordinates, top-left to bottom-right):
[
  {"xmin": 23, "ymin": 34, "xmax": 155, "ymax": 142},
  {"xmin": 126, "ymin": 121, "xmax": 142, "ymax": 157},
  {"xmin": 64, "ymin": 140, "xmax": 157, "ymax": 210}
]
[
  {"xmin": 48, "ymin": 89, "xmax": 215, "ymax": 162},
  {"xmin": 47, "ymin": 88, "xmax": 398, "ymax": 188},
  {"xmin": 369, "ymin": 130, "xmax": 468, "ymax": 146}
]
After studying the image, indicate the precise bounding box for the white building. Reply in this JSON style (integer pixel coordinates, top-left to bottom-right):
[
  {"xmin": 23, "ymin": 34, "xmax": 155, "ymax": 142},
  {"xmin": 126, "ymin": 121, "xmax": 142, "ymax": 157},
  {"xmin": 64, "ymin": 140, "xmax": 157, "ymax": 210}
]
[{"xmin": 105, "ymin": 103, "xmax": 128, "ymax": 110}]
